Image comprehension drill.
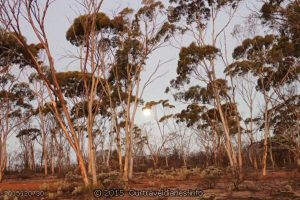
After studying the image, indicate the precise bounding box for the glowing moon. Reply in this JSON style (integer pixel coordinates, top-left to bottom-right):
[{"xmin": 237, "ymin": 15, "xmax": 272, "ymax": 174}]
[{"xmin": 142, "ymin": 108, "xmax": 151, "ymax": 116}]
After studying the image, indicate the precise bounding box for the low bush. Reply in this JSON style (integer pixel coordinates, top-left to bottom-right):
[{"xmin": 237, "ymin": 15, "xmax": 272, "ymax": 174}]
[
  {"xmin": 97, "ymin": 171, "xmax": 125, "ymax": 189},
  {"xmin": 200, "ymin": 166, "xmax": 223, "ymax": 189}
]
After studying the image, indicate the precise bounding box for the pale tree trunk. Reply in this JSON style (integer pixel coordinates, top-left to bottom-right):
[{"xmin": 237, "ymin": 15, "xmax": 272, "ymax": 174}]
[
  {"xmin": 50, "ymin": 134, "xmax": 55, "ymax": 175},
  {"xmin": 0, "ymin": 136, "xmax": 7, "ymax": 182},
  {"xmin": 40, "ymin": 114, "xmax": 48, "ymax": 175},
  {"xmin": 30, "ymin": 142, "xmax": 35, "ymax": 171},
  {"xmin": 210, "ymin": 57, "xmax": 238, "ymax": 168},
  {"xmin": 269, "ymin": 141, "xmax": 276, "ymax": 170},
  {"xmin": 123, "ymin": 128, "xmax": 130, "ymax": 181},
  {"xmin": 116, "ymin": 126, "xmax": 123, "ymax": 174},
  {"xmin": 36, "ymin": 80, "xmax": 48, "ymax": 176},
  {"xmin": 215, "ymin": 94, "xmax": 237, "ymax": 167},
  {"xmin": 42, "ymin": 136, "xmax": 48, "ymax": 175},
  {"xmin": 106, "ymin": 132, "xmax": 113, "ymax": 168},
  {"xmin": 262, "ymin": 94, "xmax": 270, "ymax": 176},
  {"xmin": 87, "ymin": 124, "xmax": 97, "ymax": 185},
  {"xmin": 129, "ymin": 155, "xmax": 133, "ymax": 179},
  {"xmin": 165, "ymin": 157, "xmax": 168, "ymax": 168},
  {"xmin": 152, "ymin": 156, "xmax": 158, "ymax": 169},
  {"xmin": 183, "ymin": 154, "xmax": 187, "ymax": 167},
  {"xmin": 123, "ymin": 81, "xmax": 133, "ymax": 182},
  {"xmin": 209, "ymin": 5, "xmax": 238, "ymax": 169},
  {"xmin": 230, "ymin": 76, "xmax": 243, "ymax": 171}
]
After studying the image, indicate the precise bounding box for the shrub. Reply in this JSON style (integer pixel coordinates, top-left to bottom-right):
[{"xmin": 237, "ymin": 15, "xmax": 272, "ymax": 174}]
[
  {"xmin": 65, "ymin": 171, "xmax": 81, "ymax": 182},
  {"xmin": 56, "ymin": 181, "xmax": 78, "ymax": 194},
  {"xmin": 176, "ymin": 167, "xmax": 192, "ymax": 180},
  {"xmin": 97, "ymin": 171, "xmax": 125, "ymax": 189},
  {"xmin": 226, "ymin": 166, "xmax": 245, "ymax": 191},
  {"xmin": 200, "ymin": 166, "xmax": 223, "ymax": 189},
  {"xmin": 72, "ymin": 186, "xmax": 84, "ymax": 195}
]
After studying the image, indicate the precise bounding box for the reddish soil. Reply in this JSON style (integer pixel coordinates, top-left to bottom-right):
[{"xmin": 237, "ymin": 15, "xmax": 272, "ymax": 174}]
[{"xmin": 0, "ymin": 170, "xmax": 299, "ymax": 200}]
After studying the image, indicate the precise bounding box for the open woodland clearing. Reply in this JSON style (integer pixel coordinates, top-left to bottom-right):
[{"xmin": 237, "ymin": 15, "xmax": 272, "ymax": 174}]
[{"xmin": 0, "ymin": 0, "xmax": 299, "ymax": 199}]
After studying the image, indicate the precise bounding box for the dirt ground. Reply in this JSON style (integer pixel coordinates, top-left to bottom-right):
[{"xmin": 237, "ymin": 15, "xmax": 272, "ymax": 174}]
[{"xmin": 0, "ymin": 170, "xmax": 300, "ymax": 200}]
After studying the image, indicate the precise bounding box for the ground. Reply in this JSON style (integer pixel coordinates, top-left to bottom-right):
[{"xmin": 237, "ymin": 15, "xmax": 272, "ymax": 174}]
[{"xmin": 0, "ymin": 170, "xmax": 299, "ymax": 200}]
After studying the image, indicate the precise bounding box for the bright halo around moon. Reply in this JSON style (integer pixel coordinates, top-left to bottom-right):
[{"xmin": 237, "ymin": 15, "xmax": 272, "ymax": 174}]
[{"xmin": 142, "ymin": 108, "xmax": 151, "ymax": 116}]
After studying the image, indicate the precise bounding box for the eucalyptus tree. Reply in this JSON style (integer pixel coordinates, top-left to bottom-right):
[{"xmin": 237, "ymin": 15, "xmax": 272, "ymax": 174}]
[
  {"xmin": 108, "ymin": 0, "xmax": 175, "ymax": 181},
  {"xmin": 0, "ymin": 0, "xmax": 106, "ymax": 186},
  {"xmin": 225, "ymin": 0, "xmax": 300, "ymax": 175},
  {"xmin": 0, "ymin": 75, "xmax": 35, "ymax": 181},
  {"xmin": 28, "ymin": 68, "xmax": 52, "ymax": 176},
  {"xmin": 166, "ymin": 0, "xmax": 244, "ymax": 171},
  {"xmin": 0, "ymin": 28, "xmax": 39, "ymax": 181},
  {"xmin": 66, "ymin": 0, "xmax": 175, "ymax": 181},
  {"xmin": 16, "ymin": 128, "xmax": 40, "ymax": 171}
]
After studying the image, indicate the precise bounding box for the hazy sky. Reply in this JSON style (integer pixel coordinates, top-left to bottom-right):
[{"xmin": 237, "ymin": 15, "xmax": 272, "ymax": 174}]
[
  {"xmin": 31, "ymin": 0, "xmax": 182, "ymax": 123},
  {"xmin": 7, "ymin": 0, "xmax": 260, "ymax": 154},
  {"xmin": 21, "ymin": 0, "xmax": 254, "ymax": 114}
]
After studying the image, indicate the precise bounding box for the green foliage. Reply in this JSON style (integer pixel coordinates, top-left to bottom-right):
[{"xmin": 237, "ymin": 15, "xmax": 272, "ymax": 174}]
[
  {"xmin": 143, "ymin": 99, "xmax": 175, "ymax": 110},
  {"xmin": 17, "ymin": 128, "xmax": 41, "ymax": 140},
  {"xmin": 175, "ymin": 102, "xmax": 241, "ymax": 135},
  {"xmin": 269, "ymin": 95, "xmax": 300, "ymax": 136},
  {"xmin": 171, "ymin": 43, "xmax": 219, "ymax": 87},
  {"xmin": 66, "ymin": 12, "xmax": 124, "ymax": 46},
  {"xmin": 70, "ymin": 100, "xmax": 108, "ymax": 120},
  {"xmin": 48, "ymin": 71, "xmax": 102, "ymax": 98},
  {"xmin": 261, "ymin": 0, "xmax": 300, "ymax": 57},
  {"xmin": 0, "ymin": 73, "xmax": 35, "ymax": 121},
  {"xmin": 175, "ymin": 103, "xmax": 204, "ymax": 127},
  {"xmin": 0, "ymin": 30, "xmax": 43, "ymax": 69},
  {"xmin": 227, "ymin": 34, "xmax": 300, "ymax": 91},
  {"xmin": 227, "ymin": 1, "xmax": 300, "ymax": 92},
  {"xmin": 174, "ymin": 85, "xmax": 211, "ymax": 104},
  {"xmin": 168, "ymin": 0, "xmax": 239, "ymax": 26}
]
